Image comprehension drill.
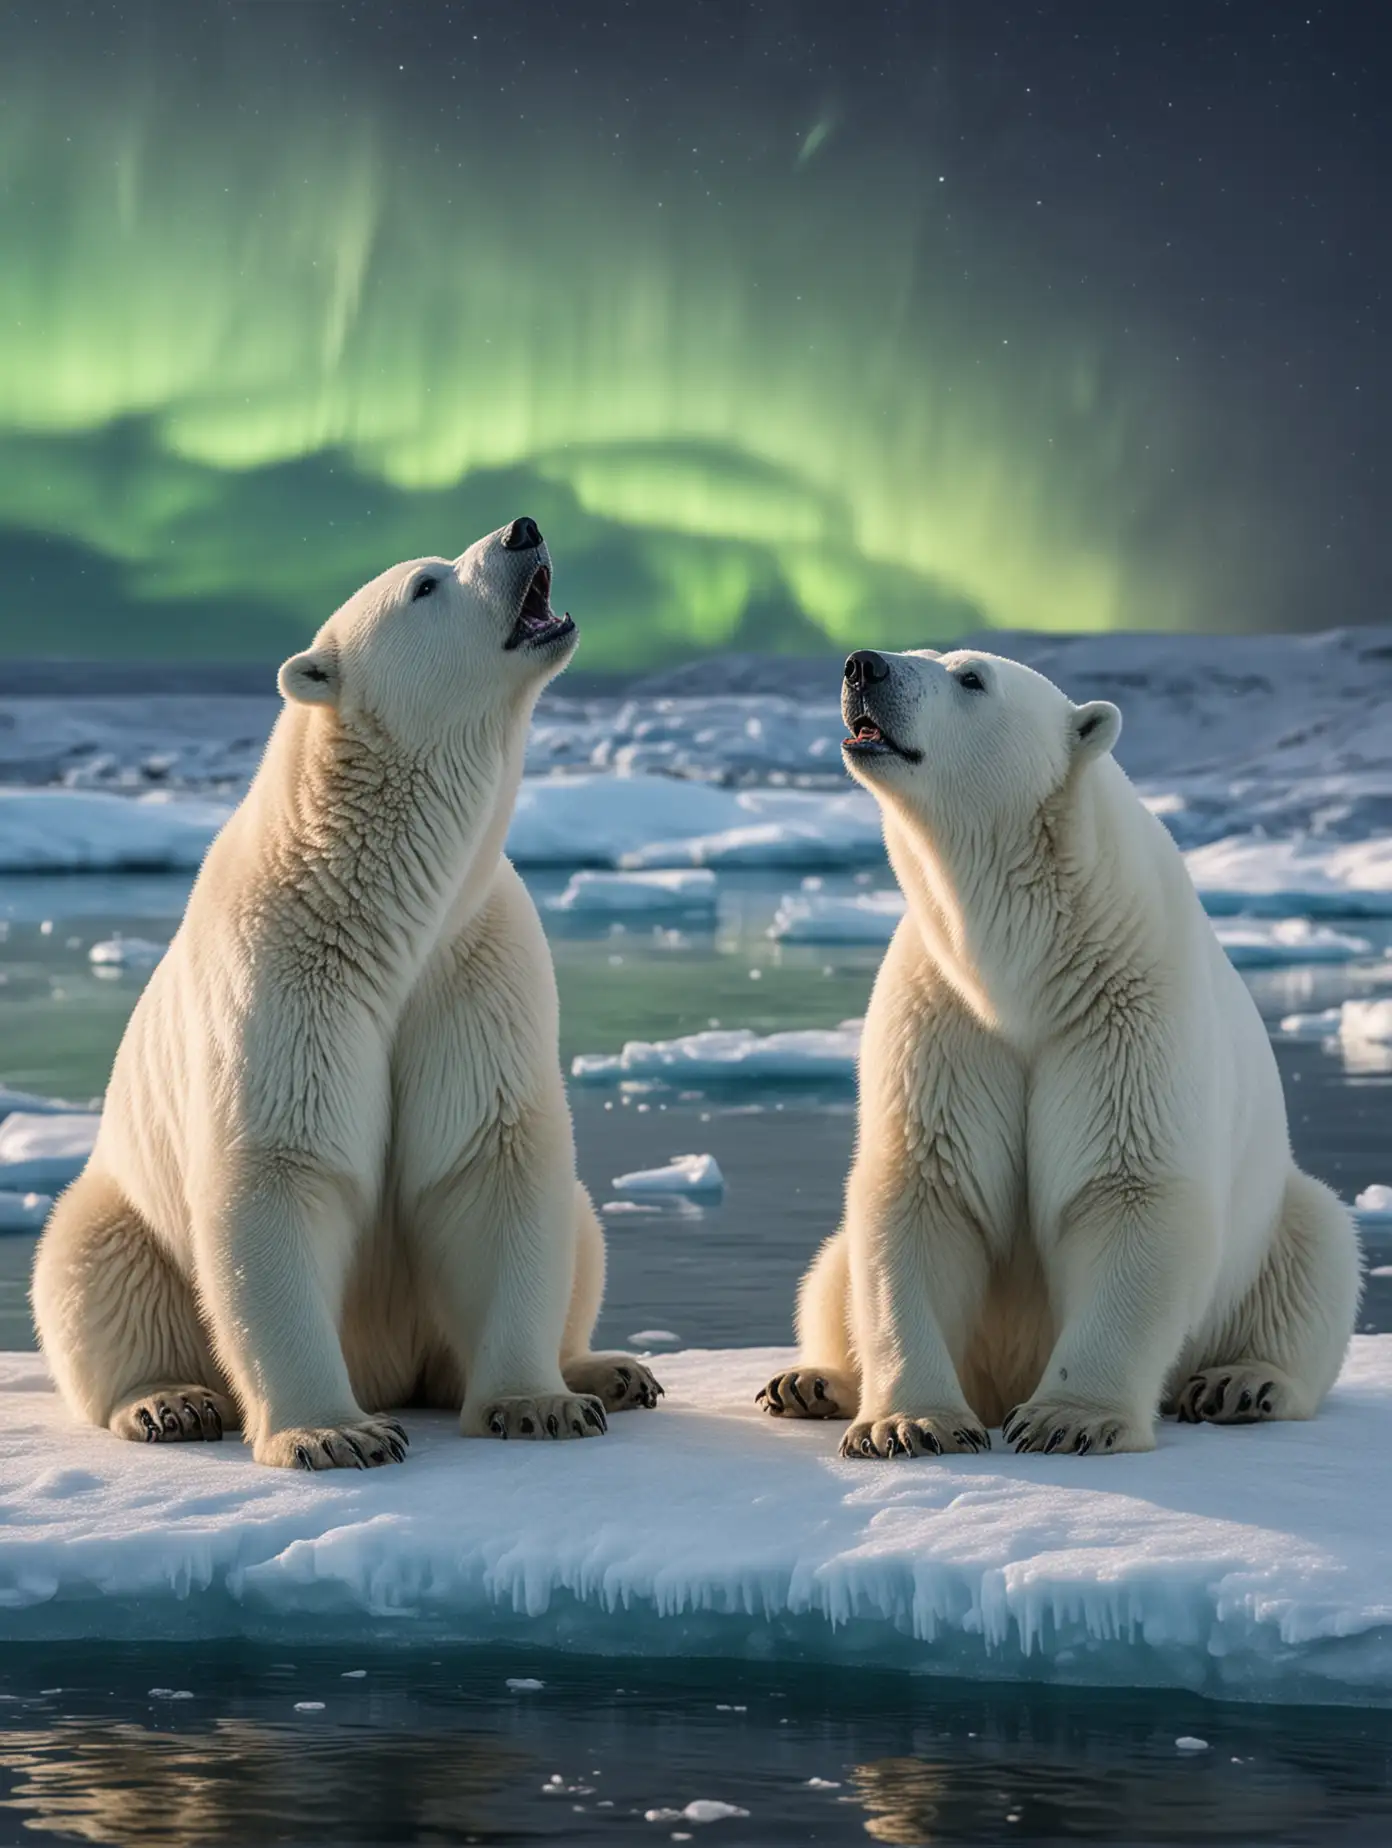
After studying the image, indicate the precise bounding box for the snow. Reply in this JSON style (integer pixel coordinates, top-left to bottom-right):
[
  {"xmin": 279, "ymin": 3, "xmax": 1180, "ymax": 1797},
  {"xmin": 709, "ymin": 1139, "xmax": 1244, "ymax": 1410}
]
[
  {"xmin": 3, "ymin": 1341, "xmax": 1392, "ymax": 1704},
  {"xmin": 1356, "ymin": 1187, "xmax": 1392, "ymax": 1232},
  {"xmin": 610, "ymin": 1154, "xmax": 725, "ymax": 1198},
  {"xmin": 769, "ymin": 890, "xmax": 905, "ymax": 944},
  {"xmin": 1185, "ymin": 836, "xmax": 1392, "ymax": 917},
  {"xmin": 1210, "ymin": 918, "xmax": 1372, "ymax": 967},
  {"xmin": 572, "ymin": 1023, "xmax": 862, "ymax": 1087},
  {"xmin": 548, "ymin": 868, "xmax": 718, "ymax": 918},
  {"xmin": 0, "ymin": 1112, "xmax": 99, "ymax": 1194}
]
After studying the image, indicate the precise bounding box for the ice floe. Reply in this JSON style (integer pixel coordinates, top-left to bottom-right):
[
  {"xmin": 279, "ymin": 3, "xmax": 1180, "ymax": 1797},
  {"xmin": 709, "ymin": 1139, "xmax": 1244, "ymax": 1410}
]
[
  {"xmin": 0, "ymin": 1112, "xmax": 99, "ymax": 1194},
  {"xmin": 768, "ymin": 890, "xmax": 905, "ymax": 944},
  {"xmin": 3, "ymin": 1342, "xmax": 1392, "ymax": 1703},
  {"xmin": 610, "ymin": 1154, "xmax": 725, "ymax": 1198},
  {"xmin": 1185, "ymin": 836, "xmax": 1392, "ymax": 917},
  {"xmin": 88, "ymin": 935, "xmax": 168, "ymax": 970},
  {"xmin": 548, "ymin": 869, "xmax": 718, "ymax": 918},
  {"xmin": 0, "ymin": 789, "xmax": 230, "ymax": 874},
  {"xmin": 1210, "ymin": 918, "xmax": 1373, "ymax": 967},
  {"xmin": 572, "ymin": 1023, "xmax": 862, "ymax": 1087}
]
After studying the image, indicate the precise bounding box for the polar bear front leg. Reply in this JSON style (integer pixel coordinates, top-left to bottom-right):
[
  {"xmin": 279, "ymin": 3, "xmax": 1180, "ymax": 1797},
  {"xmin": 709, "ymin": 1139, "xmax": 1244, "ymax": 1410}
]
[
  {"xmin": 1006, "ymin": 1175, "xmax": 1203, "ymax": 1456},
  {"xmin": 196, "ymin": 1166, "xmax": 406, "ymax": 1470},
  {"xmin": 413, "ymin": 1115, "xmax": 608, "ymax": 1443},
  {"xmin": 838, "ymin": 1156, "xmax": 993, "ymax": 1460}
]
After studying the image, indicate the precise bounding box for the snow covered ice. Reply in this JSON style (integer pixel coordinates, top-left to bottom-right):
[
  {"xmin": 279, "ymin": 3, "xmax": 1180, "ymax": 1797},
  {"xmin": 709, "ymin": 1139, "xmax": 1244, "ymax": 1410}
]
[
  {"xmin": 610, "ymin": 1154, "xmax": 725, "ymax": 1198},
  {"xmin": 548, "ymin": 868, "xmax": 718, "ymax": 919},
  {"xmin": 0, "ymin": 1111, "xmax": 99, "ymax": 1194},
  {"xmin": 3, "ymin": 1343, "xmax": 1392, "ymax": 1705},
  {"xmin": 572, "ymin": 1023, "xmax": 863, "ymax": 1087},
  {"xmin": 769, "ymin": 890, "xmax": 905, "ymax": 944}
]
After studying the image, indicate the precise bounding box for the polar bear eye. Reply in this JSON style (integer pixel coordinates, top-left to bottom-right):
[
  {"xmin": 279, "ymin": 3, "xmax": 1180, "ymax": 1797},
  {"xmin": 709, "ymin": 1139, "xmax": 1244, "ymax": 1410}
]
[
  {"xmin": 411, "ymin": 575, "xmax": 438, "ymax": 601},
  {"xmin": 956, "ymin": 669, "xmax": 986, "ymax": 692}
]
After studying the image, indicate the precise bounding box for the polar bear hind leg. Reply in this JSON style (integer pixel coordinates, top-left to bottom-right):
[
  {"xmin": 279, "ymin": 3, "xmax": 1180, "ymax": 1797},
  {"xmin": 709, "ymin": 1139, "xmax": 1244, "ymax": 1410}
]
[
  {"xmin": 32, "ymin": 1169, "xmax": 238, "ymax": 1443},
  {"xmin": 1174, "ymin": 1168, "xmax": 1361, "ymax": 1425},
  {"xmin": 559, "ymin": 1184, "xmax": 663, "ymax": 1412},
  {"xmin": 757, "ymin": 1228, "xmax": 861, "ymax": 1420}
]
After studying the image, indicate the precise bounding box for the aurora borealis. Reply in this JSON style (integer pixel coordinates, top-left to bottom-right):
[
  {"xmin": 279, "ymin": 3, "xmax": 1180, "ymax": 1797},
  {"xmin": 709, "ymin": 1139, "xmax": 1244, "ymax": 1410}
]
[{"xmin": 0, "ymin": 3, "xmax": 1385, "ymax": 666}]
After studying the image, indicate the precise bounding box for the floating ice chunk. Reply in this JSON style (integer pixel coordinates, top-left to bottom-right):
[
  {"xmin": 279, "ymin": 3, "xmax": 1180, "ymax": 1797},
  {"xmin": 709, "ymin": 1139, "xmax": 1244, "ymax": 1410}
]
[
  {"xmin": 768, "ymin": 890, "xmax": 905, "ymax": 944},
  {"xmin": 549, "ymin": 868, "xmax": 718, "ymax": 918},
  {"xmin": 0, "ymin": 789, "xmax": 230, "ymax": 874},
  {"xmin": 0, "ymin": 1191, "xmax": 51, "ymax": 1234},
  {"xmin": 340, "ymin": 1669, "xmax": 366, "ymax": 1678},
  {"xmin": 681, "ymin": 1800, "xmax": 750, "ymax": 1822},
  {"xmin": 88, "ymin": 935, "xmax": 168, "ymax": 970},
  {"xmin": 572, "ymin": 1023, "xmax": 862, "ymax": 1087},
  {"xmin": 1212, "ymin": 918, "xmax": 1372, "ymax": 967},
  {"xmin": 507, "ymin": 1677, "xmax": 545, "ymax": 1691},
  {"xmin": 1175, "ymin": 1736, "xmax": 1210, "ymax": 1752},
  {"xmin": 1357, "ymin": 1186, "xmax": 1392, "ymax": 1215},
  {"xmin": 0, "ymin": 1112, "xmax": 99, "ymax": 1193},
  {"xmin": 0, "ymin": 1086, "xmax": 85, "ymax": 1126},
  {"xmin": 1187, "ymin": 835, "xmax": 1392, "ymax": 917},
  {"xmin": 507, "ymin": 777, "xmax": 878, "ymax": 870},
  {"xmin": 1341, "ymin": 1000, "xmax": 1392, "ymax": 1043},
  {"xmin": 1277, "ymin": 1007, "xmax": 1343, "ymax": 1039},
  {"xmin": 806, "ymin": 1778, "xmax": 842, "ymax": 1789},
  {"xmin": 293, "ymin": 1701, "xmax": 325, "ymax": 1712},
  {"xmin": 627, "ymin": 1329, "xmax": 679, "ymax": 1344},
  {"xmin": 611, "ymin": 1154, "xmax": 725, "ymax": 1198}
]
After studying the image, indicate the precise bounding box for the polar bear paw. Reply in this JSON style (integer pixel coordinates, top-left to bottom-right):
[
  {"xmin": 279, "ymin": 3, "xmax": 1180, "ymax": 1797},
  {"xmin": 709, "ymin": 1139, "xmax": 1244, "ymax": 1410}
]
[
  {"xmin": 474, "ymin": 1393, "xmax": 608, "ymax": 1440},
  {"xmin": 1003, "ymin": 1400, "xmax": 1151, "ymax": 1455},
  {"xmin": 757, "ymin": 1368, "xmax": 855, "ymax": 1419},
  {"xmin": 1175, "ymin": 1365, "xmax": 1294, "ymax": 1424},
  {"xmin": 839, "ymin": 1413, "xmax": 991, "ymax": 1460},
  {"xmin": 111, "ymin": 1385, "xmax": 239, "ymax": 1444},
  {"xmin": 256, "ymin": 1417, "xmax": 409, "ymax": 1470},
  {"xmin": 562, "ymin": 1354, "xmax": 664, "ymax": 1411}
]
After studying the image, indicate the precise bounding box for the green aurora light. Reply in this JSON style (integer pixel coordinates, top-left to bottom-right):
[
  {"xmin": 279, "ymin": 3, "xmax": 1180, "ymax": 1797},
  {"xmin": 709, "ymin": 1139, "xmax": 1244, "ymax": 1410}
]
[{"xmin": 0, "ymin": 12, "xmax": 1311, "ymax": 665}]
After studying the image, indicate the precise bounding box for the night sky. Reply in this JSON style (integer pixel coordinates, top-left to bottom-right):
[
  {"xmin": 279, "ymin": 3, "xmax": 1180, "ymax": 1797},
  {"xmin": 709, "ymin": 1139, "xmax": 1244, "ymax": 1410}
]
[{"xmin": 0, "ymin": 2, "xmax": 1385, "ymax": 665}]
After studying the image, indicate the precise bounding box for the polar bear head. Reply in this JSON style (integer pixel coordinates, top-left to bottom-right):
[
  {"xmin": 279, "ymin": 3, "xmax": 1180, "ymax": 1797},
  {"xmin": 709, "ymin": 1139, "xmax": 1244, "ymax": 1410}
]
[
  {"xmin": 840, "ymin": 647, "xmax": 1122, "ymax": 832},
  {"xmin": 276, "ymin": 517, "xmax": 577, "ymax": 741}
]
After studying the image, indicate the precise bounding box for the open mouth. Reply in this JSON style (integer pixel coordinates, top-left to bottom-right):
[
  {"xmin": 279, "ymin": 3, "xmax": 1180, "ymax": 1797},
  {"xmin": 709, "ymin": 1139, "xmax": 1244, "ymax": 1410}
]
[
  {"xmin": 504, "ymin": 565, "xmax": 576, "ymax": 651},
  {"xmin": 843, "ymin": 712, "xmax": 920, "ymax": 761}
]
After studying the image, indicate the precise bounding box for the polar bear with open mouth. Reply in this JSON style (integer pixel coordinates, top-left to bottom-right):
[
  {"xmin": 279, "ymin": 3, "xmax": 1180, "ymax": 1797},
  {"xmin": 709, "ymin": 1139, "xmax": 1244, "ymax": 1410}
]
[
  {"xmin": 33, "ymin": 519, "xmax": 660, "ymax": 1468},
  {"xmin": 760, "ymin": 646, "xmax": 1359, "ymax": 1458}
]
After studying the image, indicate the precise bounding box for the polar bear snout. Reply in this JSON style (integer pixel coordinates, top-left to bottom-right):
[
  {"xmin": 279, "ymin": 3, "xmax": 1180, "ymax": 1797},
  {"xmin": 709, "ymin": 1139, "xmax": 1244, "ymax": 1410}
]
[
  {"xmin": 842, "ymin": 652, "xmax": 922, "ymax": 765},
  {"xmin": 501, "ymin": 515, "xmax": 544, "ymax": 552}
]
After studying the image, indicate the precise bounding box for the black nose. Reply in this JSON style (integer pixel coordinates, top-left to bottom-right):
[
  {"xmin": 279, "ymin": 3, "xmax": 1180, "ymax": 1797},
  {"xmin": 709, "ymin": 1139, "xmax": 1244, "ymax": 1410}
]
[
  {"xmin": 501, "ymin": 516, "xmax": 543, "ymax": 551},
  {"xmin": 845, "ymin": 650, "xmax": 890, "ymax": 690}
]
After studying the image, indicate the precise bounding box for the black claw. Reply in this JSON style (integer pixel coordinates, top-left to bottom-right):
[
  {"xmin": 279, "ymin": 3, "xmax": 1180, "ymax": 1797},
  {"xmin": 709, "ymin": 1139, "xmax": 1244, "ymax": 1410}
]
[
  {"xmin": 1236, "ymin": 1389, "xmax": 1253, "ymax": 1413},
  {"xmin": 387, "ymin": 1438, "xmax": 406, "ymax": 1462},
  {"xmin": 1075, "ymin": 1433, "xmax": 1093, "ymax": 1455},
  {"xmin": 763, "ymin": 1379, "xmax": 784, "ymax": 1414},
  {"xmin": 546, "ymin": 1414, "xmax": 560, "ymax": 1437},
  {"xmin": 813, "ymin": 1378, "xmax": 828, "ymax": 1400},
  {"xmin": 159, "ymin": 1406, "xmax": 180, "ymax": 1434},
  {"xmin": 584, "ymin": 1404, "xmax": 605, "ymax": 1430},
  {"xmin": 1044, "ymin": 1428, "xmax": 1066, "ymax": 1454},
  {"xmin": 923, "ymin": 1429, "xmax": 942, "ymax": 1455},
  {"xmin": 787, "ymin": 1377, "xmax": 809, "ymax": 1413},
  {"xmin": 1259, "ymin": 1381, "xmax": 1275, "ymax": 1403},
  {"xmin": 202, "ymin": 1400, "xmax": 224, "ymax": 1440},
  {"xmin": 489, "ymin": 1412, "xmax": 507, "ymax": 1437},
  {"xmin": 294, "ymin": 1445, "xmax": 313, "ymax": 1470},
  {"xmin": 883, "ymin": 1433, "xmax": 900, "ymax": 1456},
  {"xmin": 344, "ymin": 1434, "xmax": 369, "ymax": 1468},
  {"xmin": 615, "ymin": 1367, "xmax": 631, "ymax": 1389},
  {"xmin": 860, "ymin": 1435, "xmax": 875, "ymax": 1456},
  {"xmin": 1259, "ymin": 1397, "xmax": 1273, "ymax": 1414},
  {"xmin": 572, "ymin": 1419, "xmax": 584, "ymax": 1434},
  {"xmin": 520, "ymin": 1417, "xmax": 535, "ymax": 1435},
  {"xmin": 387, "ymin": 1421, "xmax": 409, "ymax": 1447},
  {"xmin": 1104, "ymin": 1432, "xmax": 1116, "ymax": 1448},
  {"xmin": 138, "ymin": 1407, "xmax": 159, "ymax": 1440},
  {"xmin": 754, "ymin": 1388, "xmax": 768, "ymax": 1407}
]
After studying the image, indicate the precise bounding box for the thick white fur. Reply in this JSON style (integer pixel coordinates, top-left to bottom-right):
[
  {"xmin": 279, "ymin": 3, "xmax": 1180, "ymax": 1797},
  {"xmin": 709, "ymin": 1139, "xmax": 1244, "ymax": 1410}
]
[
  {"xmin": 761, "ymin": 648, "xmax": 1360, "ymax": 1460},
  {"xmin": 32, "ymin": 525, "xmax": 659, "ymax": 1469}
]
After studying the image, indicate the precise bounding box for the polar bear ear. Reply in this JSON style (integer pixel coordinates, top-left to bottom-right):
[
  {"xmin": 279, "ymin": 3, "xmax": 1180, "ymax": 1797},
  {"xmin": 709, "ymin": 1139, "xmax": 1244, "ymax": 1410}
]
[
  {"xmin": 1071, "ymin": 699, "xmax": 1122, "ymax": 760},
  {"xmin": 277, "ymin": 647, "xmax": 340, "ymax": 707}
]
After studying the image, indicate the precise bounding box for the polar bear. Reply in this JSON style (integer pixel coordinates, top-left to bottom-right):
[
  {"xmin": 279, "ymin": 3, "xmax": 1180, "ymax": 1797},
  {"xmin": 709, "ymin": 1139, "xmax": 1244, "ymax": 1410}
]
[
  {"xmin": 32, "ymin": 519, "xmax": 660, "ymax": 1468},
  {"xmin": 760, "ymin": 646, "xmax": 1360, "ymax": 1459}
]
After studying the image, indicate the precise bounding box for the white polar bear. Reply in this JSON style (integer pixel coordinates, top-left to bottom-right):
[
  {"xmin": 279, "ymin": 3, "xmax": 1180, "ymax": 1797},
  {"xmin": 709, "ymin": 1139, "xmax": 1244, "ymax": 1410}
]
[
  {"xmin": 760, "ymin": 646, "xmax": 1360, "ymax": 1459},
  {"xmin": 32, "ymin": 519, "xmax": 660, "ymax": 1469}
]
